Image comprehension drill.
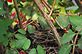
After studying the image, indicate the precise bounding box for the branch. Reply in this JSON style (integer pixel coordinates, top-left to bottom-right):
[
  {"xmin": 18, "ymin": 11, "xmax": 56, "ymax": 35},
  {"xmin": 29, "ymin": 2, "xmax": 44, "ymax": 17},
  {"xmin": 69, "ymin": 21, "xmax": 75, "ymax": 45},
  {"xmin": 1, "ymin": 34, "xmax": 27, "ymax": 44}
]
[
  {"xmin": 72, "ymin": 33, "xmax": 79, "ymax": 54},
  {"xmin": 13, "ymin": 0, "xmax": 22, "ymax": 28},
  {"xmin": 41, "ymin": 0, "xmax": 51, "ymax": 12},
  {"xmin": 34, "ymin": 0, "xmax": 61, "ymax": 46},
  {"xmin": 41, "ymin": 0, "xmax": 53, "ymax": 16}
]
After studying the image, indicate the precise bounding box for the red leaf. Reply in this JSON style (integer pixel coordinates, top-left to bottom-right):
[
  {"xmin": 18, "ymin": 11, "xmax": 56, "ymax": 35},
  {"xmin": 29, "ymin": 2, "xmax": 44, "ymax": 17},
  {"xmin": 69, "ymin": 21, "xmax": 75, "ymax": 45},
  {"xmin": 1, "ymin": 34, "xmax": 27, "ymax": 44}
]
[
  {"xmin": 7, "ymin": 0, "xmax": 12, "ymax": 3},
  {"xmin": 10, "ymin": 12, "xmax": 16, "ymax": 19},
  {"xmin": 14, "ymin": 20, "xmax": 19, "ymax": 24},
  {"xmin": 19, "ymin": 50, "xmax": 26, "ymax": 54},
  {"xmin": 79, "ymin": 49, "xmax": 82, "ymax": 53},
  {"xmin": 20, "ymin": 12, "xmax": 23, "ymax": 17}
]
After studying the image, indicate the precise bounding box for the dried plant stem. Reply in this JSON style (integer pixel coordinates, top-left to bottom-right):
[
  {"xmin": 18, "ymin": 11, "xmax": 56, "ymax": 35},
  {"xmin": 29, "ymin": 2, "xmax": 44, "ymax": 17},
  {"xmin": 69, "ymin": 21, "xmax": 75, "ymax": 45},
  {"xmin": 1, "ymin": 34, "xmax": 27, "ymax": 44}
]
[
  {"xmin": 41, "ymin": 0, "xmax": 51, "ymax": 12},
  {"xmin": 41, "ymin": 0, "xmax": 53, "ymax": 16},
  {"xmin": 34, "ymin": 0, "xmax": 61, "ymax": 46},
  {"xmin": 72, "ymin": 33, "xmax": 78, "ymax": 54},
  {"xmin": 13, "ymin": 0, "xmax": 22, "ymax": 28}
]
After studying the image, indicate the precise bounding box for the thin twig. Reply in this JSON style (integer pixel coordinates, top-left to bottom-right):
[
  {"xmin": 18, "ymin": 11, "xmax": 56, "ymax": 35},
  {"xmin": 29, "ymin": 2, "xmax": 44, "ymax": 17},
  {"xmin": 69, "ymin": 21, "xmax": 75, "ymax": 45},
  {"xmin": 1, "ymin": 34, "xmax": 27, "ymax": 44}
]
[
  {"xmin": 55, "ymin": 19, "xmax": 64, "ymax": 29},
  {"xmin": 13, "ymin": 0, "xmax": 22, "ymax": 28},
  {"xmin": 72, "ymin": 33, "xmax": 79, "ymax": 54},
  {"xmin": 34, "ymin": 0, "xmax": 61, "ymax": 46},
  {"xmin": 41, "ymin": 0, "xmax": 53, "ymax": 16},
  {"xmin": 41, "ymin": 0, "xmax": 51, "ymax": 12},
  {"xmin": 48, "ymin": 8, "xmax": 53, "ymax": 17},
  {"xmin": 48, "ymin": 0, "xmax": 56, "ymax": 17}
]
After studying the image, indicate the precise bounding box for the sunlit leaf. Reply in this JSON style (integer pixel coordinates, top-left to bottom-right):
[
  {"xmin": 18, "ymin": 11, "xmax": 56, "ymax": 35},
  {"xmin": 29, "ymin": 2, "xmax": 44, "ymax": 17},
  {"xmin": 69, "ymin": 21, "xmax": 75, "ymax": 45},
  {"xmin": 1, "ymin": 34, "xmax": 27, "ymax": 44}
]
[
  {"xmin": 66, "ymin": 6, "xmax": 78, "ymax": 10},
  {"xmin": 29, "ymin": 48, "xmax": 36, "ymax": 54},
  {"xmin": 10, "ymin": 38, "xmax": 31, "ymax": 50},
  {"xmin": 78, "ymin": 37, "xmax": 82, "ymax": 50},
  {"xmin": 15, "ymin": 34, "xmax": 26, "ymax": 40},
  {"xmin": 56, "ymin": 15, "xmax": 69, "ymax": 28},
  {"xmin": 10, "ymin": 39, "xmax": 24, "ymax": 48},
  {"xmin": 75, "ymin": 26, "xmax": 82, "ymax": 32},
  {"xmin": 10, "ymin": 40, "xmax": 17, "ymax": 48},
  {"xmin": 80, "ymin": 31, "xmax": 82, "ymax": 35},
  {"xmin": 37, "ymin": 45, "xmax": 46, "ymax": 54},
  {"xmin": 22, "ymin": 39, "xmax": 31, "ymax": 50},
  {"xmin": 32, "ymin": 12, "xmax": 38, "ymax": 20},
  {"xmin": 60, "ymin": 7, "xmax": 66, "ymax": 15},
  {"xmin": 69, "ymin": 16, "xmax": 82, "ymax": 27},
  {"xmin": 60, "ymin": 30, "xmax": 75, "ymax": 44},
  {"xmin": 27, "ymin": 25, "xmax": 35, "ymax": 34},
  {"xmin": 11, "ymin": 33, "xmax": 31, "ymax": 50},
  {"xmin": 38, "ymin": 16, "xmax": 49, "ymax": 30},
  {"xmin": 58, "ymin": 44, "xmax": 72, "ymax": 54},
  {"xmin": 18, "ymin": 29, "xmax": 26, "ymax": 34}
]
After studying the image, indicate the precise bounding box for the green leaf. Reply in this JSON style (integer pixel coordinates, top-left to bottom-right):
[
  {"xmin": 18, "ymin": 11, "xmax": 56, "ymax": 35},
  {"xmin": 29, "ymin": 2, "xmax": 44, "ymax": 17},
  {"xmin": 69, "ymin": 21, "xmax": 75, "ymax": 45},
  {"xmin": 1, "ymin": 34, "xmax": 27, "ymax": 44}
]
[
  {"xmin": 66, "ymin": 6, "xmax": 78, "ymax": 10},
  {"xmin": 10, "ymin": 40, "xmax": 17, "ymax": 48},
  {"xmin": 16, "ymin": 39, "xmax": 25, "ymax": 48},
  {"xmin": 78, "ymin": 37, "xmax": 82, "ymax": 49},
  {"xmin": 55, "ymin": 0, "xmax": 60, "ymax": 5},
  {"xmin": 0, "ymin": 19, "xmax": 13, "ymax": 47},
  {"xmin": 57, "ymin": 15, "xmax": 69, "ymax": 28},
  {"xmin": 58, "ymin": 44, "xmax": 72, "ymax": 54},
  {"xmin": 75, "ymin": 26, "xmax": 82, "ymax": 31},
  {"xmin": 22, "ymin": 39, "xmax": 31, "ymax": 50},
  {"xmin": 60, "ymin": 7, "xmax": 66, "ymax": 15},
  {"xmin": 27, "ymin": 25, "xmax": 35, "ymax": 34},
  {"xmin": 5, "ymin": 48, "xmax": 18, "ymax": 54},
  {"xmin": 80, "ymin": 31, "xmax": 82, "ymax": 35},
  {"xmin": 44, "ymin": 7, "xmax": 49, "ymax": 13},
  {"xmin": 22, "ymin": 6, "xmax": 32, "ymax": 16},
  {"xmin": 15, "ymin": 34, "xmax": 26, "ymax": 40},
  {"xmin": 12, "ymin": 33, "xmax": 30, "ymax": 49},
  {"xmin": 32, "ymin": 12, "xmax": 38, "ymax": 20},
  {"xmin": 69, "ymin": 16, "xmax": 82, "ymax": 27},
  {"xmin": 37, "ymin": 45, "xmax": 46, "ymax": 54},
  {"xmin": 29, "ymin": 48, "xmax": 36, "ymax": 54},
  {"xmin": 60, "ymin": 30, "xmax": 75, "ymax": 44},
  {"xmin": 0, "ymin": 36, "xmax": 8, "ymax": 46},
  {"xmin": 0, "ymin": 19, "xmax": 13, "ymax": 36},
  {"xmin": 10, "ymin": 38, "xmax": 31, "ymax": 50},
  {"xmin": 38, "ymin": 16, "xmax": 49, "ymax": 30},
  {"xmin": 18, "ymin": 29, "xmax": 26, "ymax": 34},
  {"xmin": 10, "ymin": 40, "xmax": 24, "ymax": 48},
  {"xmin": 48, "ymin": 0, "xmax": 60, "ymax": 5},
  {"xmin": 11, "ymin": 34, "xmax": 31, "ymax": 50},
  {"xmin": 48, "ymin": 0, "xmax": 54, "ymax": 5},
  {"xmin": 75, "ymin": 26, "xmax": 82, "ymax": 34}
]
